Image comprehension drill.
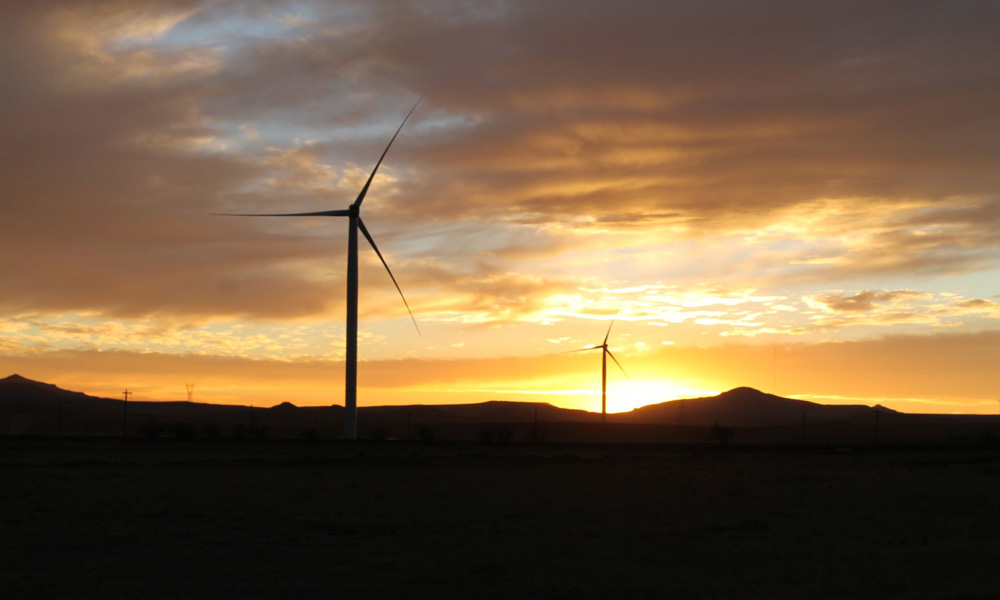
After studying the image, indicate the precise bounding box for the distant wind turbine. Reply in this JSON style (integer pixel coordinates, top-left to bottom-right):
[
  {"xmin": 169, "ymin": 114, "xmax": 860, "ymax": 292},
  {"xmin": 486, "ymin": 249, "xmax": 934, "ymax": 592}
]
[
  {"xmin": 565, "ymin": 319, "xmax": 629, "ymax": 424},
  {"xmin": 215, "ymin": 99, "xmax": 422, "ymax": 440}
]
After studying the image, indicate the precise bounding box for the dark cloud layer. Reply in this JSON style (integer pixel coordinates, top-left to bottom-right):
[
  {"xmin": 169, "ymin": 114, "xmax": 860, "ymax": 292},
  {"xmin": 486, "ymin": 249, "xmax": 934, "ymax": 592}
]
[{"xmin": 1, "ymin": 0, "xmax": 999, "ymax": 321}]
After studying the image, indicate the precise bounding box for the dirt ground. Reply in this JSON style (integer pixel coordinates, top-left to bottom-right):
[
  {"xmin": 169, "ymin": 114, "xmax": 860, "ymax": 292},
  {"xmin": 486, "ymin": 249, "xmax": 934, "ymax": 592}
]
[{"xmin": 1, "ymin": 439, "xmax": 998, "ymax": 599}]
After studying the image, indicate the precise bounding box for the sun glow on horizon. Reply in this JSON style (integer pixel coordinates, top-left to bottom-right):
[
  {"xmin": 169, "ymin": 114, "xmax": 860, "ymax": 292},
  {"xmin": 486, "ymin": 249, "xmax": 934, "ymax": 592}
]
[
  {"xmin": 604, "ymin": 380, "xmax": 718, "ymax": 413},
  {"xmin": 414, "ymin": 377, "xmax": 720, "ymax": 413}
]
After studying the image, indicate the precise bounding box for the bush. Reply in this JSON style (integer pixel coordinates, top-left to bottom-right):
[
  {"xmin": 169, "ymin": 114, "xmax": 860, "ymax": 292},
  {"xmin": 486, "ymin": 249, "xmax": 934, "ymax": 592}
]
[
  {"xmin": 169, "ymin": 422, "xmax": 198, "ymax": 440},
  {"xmin": 710, "ymin": 423, "xmax": 735, "ymax": 445},
  {"xmin": 231, "ymin": 424, "xmax": 249, "ymax": 442},
  {"xmin": 417, "ymin": 425, "xmax": 437, "ymax": 444},
  {"xmin": 202, "ymin": 422, "xmax": 221, "ymax": 441},
  {"xmin": 366, "ymin": 427, "xmax": 386, "ymax": 442},
  {"xmin": 479, "ymin": 423, "xmax": 515, "ymax": 445},
  {"xmin": 140, "ymin": 418, "xmax": 164, "ymax": 440}
]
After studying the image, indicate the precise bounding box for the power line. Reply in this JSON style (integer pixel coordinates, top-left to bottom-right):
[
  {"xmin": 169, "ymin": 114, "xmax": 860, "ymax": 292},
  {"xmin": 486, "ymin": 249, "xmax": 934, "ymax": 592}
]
[{"xmin": 122, "ymin": 389, "xmax": 132, "ymax": 437}]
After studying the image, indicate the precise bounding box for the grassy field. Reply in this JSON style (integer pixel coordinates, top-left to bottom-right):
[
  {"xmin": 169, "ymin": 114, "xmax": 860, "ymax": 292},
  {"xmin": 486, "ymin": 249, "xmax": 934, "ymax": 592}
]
[{"xmin": 1, "ymin": 438, "xmax": 998, "ymax": 599}]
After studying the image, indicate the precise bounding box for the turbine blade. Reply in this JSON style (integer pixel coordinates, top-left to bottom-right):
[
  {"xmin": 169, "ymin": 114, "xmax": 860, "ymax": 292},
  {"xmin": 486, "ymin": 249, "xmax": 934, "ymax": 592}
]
[
  {"xmin": 603, "ymin": 319, "xmax": 615, "ymax": 345},
  {"xmin": 212, "ymin": 210, "xmax": 350, "ymax": 217},
  {"xmin": 605, "ymin": 349, "xmax": 630, "ymax": 380},
  {"xmin": 558, "ymin": 346, "xmax": 602, "ymax": 354},
  {"xmin": 358, "ymin": 218, "xmax": 420, "ymax": 336},
  {"xmin": 354, "ymin": 96, "xmax": 423, "ymax": 209}
]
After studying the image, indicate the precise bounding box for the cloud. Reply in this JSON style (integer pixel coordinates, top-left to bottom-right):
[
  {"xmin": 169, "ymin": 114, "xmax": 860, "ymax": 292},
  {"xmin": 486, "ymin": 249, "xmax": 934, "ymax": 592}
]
[
  {"xmin": 1, "ymin": 0, "xmax": 998, "ymax": 353},
  {"xmin": 810, "ymin": 290, "xmax": 929, "ymax": 313}
]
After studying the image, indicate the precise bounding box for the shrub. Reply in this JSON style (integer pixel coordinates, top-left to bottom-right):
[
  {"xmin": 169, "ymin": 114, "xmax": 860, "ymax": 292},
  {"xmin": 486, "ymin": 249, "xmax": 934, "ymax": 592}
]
[
  {"xmin": 479, "ymin": 423, "xmax": 515, "ymax": 444},
  {"xmin": 169, "ymin": 422, "xmax": 198, "ymax": 440},
  {"xmin": 710, "ymin": 423, "xmax": 735, "ymax": 445},
  {"xmin": 140, "ymin": 418, "xmax": 164, "ymax": 440},
  {"xmin": 231, "ymin": 424, "xmax": 249, "ymax": 442},
  {"xmin": 417, "ymin": 425, "xmax": 437, "ymax": 444},
  {"xmin": 366, "ymin": 427, "xmax": 386, "ymax": 442},
  {"xmin": 202, "ymin": 422, "xmax": 221, "ymax": 441}
]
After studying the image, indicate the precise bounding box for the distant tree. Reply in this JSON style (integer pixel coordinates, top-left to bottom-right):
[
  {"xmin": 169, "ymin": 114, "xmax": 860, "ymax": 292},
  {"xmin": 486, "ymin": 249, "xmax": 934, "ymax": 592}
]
[
  {"xmin": 710, "ymin": 423, "xmax": 735, "ymax": 445},
  {"xmin": 231, "ymin": 424, "xmax": 249, "ymax": 442},
  {"xmin": 140, "ymin": 418, "xmax": 164, "ymax": 440},
  {"xmin": 530, "ymin": 424, "xmax": 547, "ymax": 444},
  {"xmin": 496, "ymin": 424, "xmax": 514, "ymax": 444},
  {"xmin": 479, "ymin": 423, "xmax": 514, "ymax": 445},
  {"xmin": 251, "ymin": 425, "xmax": 269, "ymax": 442},
  {"xmin": 202, "ymin": 422, "xmax": 221, "ymax": 441},
  {"xmin": 169, "ymin": 422, "xmax": 198, "ymax": 440},
  {"xmin": 417, "ymin": 425, "xmax": 437, "ymax": 444},
  {"xmin": 366, "ymin": 426, "xmax": 387, "ymax": 442}
]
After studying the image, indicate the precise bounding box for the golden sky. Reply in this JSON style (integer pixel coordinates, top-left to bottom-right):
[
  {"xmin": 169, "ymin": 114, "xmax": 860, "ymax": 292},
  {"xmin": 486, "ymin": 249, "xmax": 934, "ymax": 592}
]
[{"xmin": 2, "ymin": 1, "xmax": 999, "ymax": 414}]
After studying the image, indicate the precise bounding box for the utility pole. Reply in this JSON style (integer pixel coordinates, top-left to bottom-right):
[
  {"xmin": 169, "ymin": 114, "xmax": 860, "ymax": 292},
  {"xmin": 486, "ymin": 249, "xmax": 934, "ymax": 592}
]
[
  {"xmin": 122, "ymin": 389, "xmax": 132, "ymax": 437},
  {"xmin": 184, "ymin": 384, "xmax": 195, "ymax": 424}
]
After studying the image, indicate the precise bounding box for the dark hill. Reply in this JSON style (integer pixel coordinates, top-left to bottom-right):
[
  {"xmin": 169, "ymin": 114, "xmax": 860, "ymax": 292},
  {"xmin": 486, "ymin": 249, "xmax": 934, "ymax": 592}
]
[
  {"xmin": 0, "ymin": 374, "xmax": 120, "ymax": 409},
  {"xmin": 6, "ymin": 375, "xmax": 994, "ymax": 443},
  {"xmin": 615, "ymin": 386, "xmax": 884, "ymax": 426},
  {"xmin": 0, "ymin": 376, "xmax": 890, "ymax": 430},
  {"xmin": 362, "ymin": 401, "xmax": 600, "ymax": 424}
]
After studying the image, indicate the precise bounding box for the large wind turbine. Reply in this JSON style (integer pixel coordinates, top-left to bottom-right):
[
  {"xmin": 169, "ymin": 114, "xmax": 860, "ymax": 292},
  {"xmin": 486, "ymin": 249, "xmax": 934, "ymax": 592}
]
[
  {"xmin": 215, "ymin": 100, "xmax": 422, "ymax": 440},
  {"xmin": 565, "ymin": 319, "xmax": 628, "ymax": 424}
]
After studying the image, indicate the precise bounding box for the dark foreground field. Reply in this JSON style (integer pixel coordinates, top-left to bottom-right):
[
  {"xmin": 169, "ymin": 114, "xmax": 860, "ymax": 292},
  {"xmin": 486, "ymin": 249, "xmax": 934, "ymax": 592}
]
[{"xmin": 2, "ymin": 439, "xmax": 998, "ymax": 599}]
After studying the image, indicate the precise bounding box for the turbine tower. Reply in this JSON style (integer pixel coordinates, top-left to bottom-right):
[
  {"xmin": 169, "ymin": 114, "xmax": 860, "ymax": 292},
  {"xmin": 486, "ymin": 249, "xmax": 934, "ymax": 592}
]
[
  {"xmin": 565, "ymin": 319, "xmax": 628, "ymax": 424},
  {"xmin": 215, "ymin": 99, "xmax": 422, "ymax": 440}
]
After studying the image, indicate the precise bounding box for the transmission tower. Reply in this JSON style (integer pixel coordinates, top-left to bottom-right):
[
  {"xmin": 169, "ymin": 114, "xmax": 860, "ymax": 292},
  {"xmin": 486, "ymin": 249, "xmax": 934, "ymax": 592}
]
[{"xmin": 186, "ymin": 384, "xmax": 194, "ymax": 403}]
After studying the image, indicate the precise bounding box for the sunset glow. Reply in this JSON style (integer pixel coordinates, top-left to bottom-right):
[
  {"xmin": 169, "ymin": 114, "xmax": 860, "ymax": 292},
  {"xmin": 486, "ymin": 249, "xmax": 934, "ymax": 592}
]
[{"xmin": 2, "ymin": 2, "xmax": 999, "ymax": 414}]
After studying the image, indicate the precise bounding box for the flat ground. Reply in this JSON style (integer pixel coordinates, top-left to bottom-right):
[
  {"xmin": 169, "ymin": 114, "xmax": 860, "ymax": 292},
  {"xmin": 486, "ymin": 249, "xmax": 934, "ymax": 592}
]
[{"xmin": 1, "ymin": 439, "xmax": 998, "ymax": 599}]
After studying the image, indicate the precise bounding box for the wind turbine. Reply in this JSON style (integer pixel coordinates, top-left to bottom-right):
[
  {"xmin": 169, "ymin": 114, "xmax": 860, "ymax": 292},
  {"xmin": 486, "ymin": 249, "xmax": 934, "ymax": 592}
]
[
  {"xmin": 565, "ymin": 319, "xmax": 629, "ymax": 424},
  {"xmin": 215, "ymin": 99, "xmax": 422, "ymax": 440}
]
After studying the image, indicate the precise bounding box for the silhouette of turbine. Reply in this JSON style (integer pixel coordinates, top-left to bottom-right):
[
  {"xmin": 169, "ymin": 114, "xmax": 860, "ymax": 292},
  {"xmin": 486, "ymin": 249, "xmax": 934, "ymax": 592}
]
[
  {"xmin": 564, "ymin": 319, "xmax": 629, "ymax": 424},
  {"xmin": 215, "ymin": 99, "xmax": 422, "ymax": 440}
]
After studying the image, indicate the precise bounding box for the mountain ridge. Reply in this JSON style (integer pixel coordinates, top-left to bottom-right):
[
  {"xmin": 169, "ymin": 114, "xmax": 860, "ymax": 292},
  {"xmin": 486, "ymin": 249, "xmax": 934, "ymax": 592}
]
[
  {"xmin": 2, "ymin": 373, "xmax": 888, "ymax": 425},
  {"xmin": 3, "ymin": 374, "xmax": 996, "ymax": 441}
]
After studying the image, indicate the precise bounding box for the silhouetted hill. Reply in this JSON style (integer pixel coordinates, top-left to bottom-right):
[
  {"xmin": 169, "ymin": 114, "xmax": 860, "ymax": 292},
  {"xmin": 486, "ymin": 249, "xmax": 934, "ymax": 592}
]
[
  {"xmin": 362, "ymin": 401, "xmax": 600, "ymax": 425},
  {"xmin": 3, "ymin": 375, "xmax": 994, "ymax": 442},
  {"xmin": 615, "ymin": 386, "xmax": 890, "ymax": 426},
  {"xmin": 0, "ymin": 374, "xmax": 120, "ymax": 409}
]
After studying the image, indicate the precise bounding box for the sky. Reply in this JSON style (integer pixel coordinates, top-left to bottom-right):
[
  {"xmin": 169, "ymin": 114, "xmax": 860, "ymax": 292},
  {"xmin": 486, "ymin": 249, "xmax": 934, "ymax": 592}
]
[{"xmin": 2, "ymin": 0, "xmax": 999, "ymax": 414}]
